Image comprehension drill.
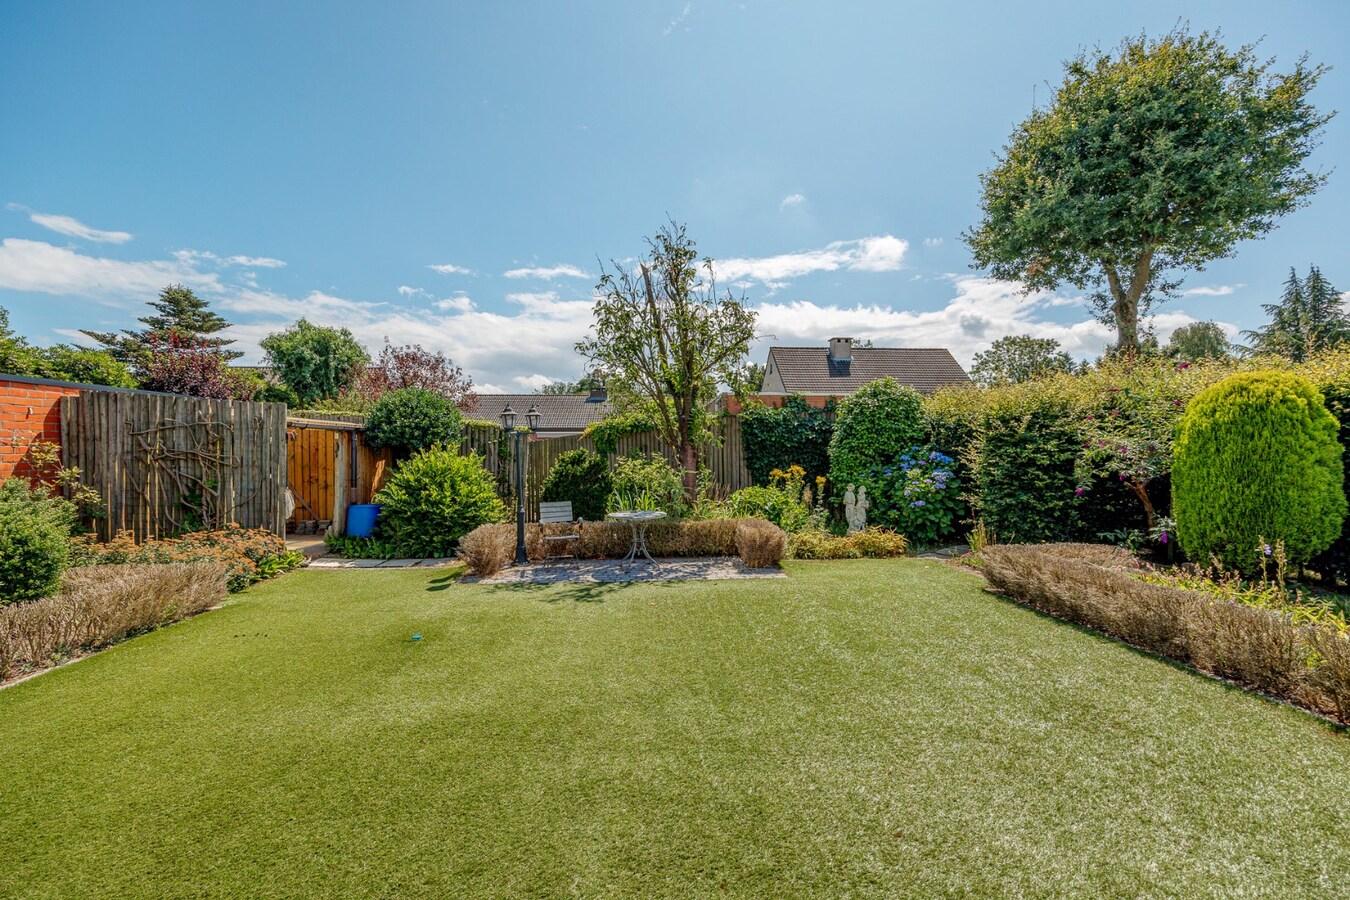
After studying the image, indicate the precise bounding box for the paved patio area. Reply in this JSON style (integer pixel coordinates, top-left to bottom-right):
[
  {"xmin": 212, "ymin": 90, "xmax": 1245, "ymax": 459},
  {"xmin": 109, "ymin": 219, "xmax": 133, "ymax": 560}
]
[{"xmin": 465, "ymin": 557, "xmax": 786, "ymax": 584}]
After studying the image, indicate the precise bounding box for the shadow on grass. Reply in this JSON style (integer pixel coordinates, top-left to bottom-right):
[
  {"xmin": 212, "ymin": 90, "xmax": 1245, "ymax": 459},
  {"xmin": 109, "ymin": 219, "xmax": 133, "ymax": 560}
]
[
  {"xmin": 978, "ymin": 585, "xmax": 1348, "ymax": 733},
  {"xmin": 424, "ymin": 569, "xmax": 465, "ymax": 593},
  {"xmin": 476, "ymin": 581, "xmax": 636, "ymax": 603}
]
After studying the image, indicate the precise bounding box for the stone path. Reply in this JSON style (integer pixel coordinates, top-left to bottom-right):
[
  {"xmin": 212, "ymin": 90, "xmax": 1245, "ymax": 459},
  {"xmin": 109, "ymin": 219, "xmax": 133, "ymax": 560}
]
[
  {"xmin": 915, "ymin": 544, "xmax": 968, "ymax": 560},
  {"xmin": 307, "ymin": 557, "xmax": 460, "ymax": 569},
  {"xmin": 466, "ymin": 557, "xmax": 786, "ymax": 585}
]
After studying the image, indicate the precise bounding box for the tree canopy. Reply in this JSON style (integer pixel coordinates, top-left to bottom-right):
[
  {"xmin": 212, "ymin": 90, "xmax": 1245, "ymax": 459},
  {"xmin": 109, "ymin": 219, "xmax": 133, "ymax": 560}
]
[
  {"xmin": 966, "ymin": 27, "xmax": 1332, "ymax": 354},
  {"xmin": 82, "ymin": 284, "xmax": 240, "ymax": 362},
  {"xmin": 1244, "ymin": 266, "xmax": 1350, "ymax": 361},
  {"xmin": 260, "ymin": 319, "xmax": 370, "ymax": 406},
  {"xmin": 969, "ymin": 335, "xmax": 1076, "ymax": 386},
  {"xmin": 1165, "ymin": 322, "xmax": 1232, "ymax": 362},
  {"xmin": 577, "ymin": 221, "xmax": 757, "ymax": 495}
]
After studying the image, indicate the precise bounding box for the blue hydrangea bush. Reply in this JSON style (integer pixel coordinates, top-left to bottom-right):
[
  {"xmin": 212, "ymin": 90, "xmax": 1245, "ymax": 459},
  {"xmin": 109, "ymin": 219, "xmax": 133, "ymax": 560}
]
[{"xmin": 860, "ymin": 448, "xmax": 963, "ymax": 547}]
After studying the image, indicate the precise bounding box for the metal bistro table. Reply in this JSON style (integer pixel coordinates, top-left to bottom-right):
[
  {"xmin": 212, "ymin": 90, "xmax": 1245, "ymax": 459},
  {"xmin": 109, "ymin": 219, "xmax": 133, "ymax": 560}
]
[{"xmin": 607, "ymin": 509, "xmax": 667, "ymax": 568}]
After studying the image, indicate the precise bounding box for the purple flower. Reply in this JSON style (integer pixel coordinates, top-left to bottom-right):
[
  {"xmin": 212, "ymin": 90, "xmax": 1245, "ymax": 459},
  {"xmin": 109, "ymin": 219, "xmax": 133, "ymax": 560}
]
[
  {"xmin": 1263, "ymin": 544, "xmax": 1273, "ymax": 557},
  {"xmin": 1074, "ymin": 487, "xmax": 1084, "ymax": 496},
  {"xmin": 1159, "ymin": 532, "xmax": 1169, "ymax": 544},
  {"xmin": 910, "ymin": 500, "xmax": 926, "ymax": 507}
]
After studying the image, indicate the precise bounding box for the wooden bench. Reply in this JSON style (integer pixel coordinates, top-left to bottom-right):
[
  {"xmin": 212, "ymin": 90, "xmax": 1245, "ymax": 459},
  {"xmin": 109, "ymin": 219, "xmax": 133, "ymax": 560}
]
[{"xmin": 539, "ymin": 501, "xmax": 582, "ymax": 559}]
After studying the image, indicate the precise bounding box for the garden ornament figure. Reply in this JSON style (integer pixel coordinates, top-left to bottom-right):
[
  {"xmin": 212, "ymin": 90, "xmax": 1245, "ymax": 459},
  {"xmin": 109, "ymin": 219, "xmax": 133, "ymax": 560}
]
[{"xmin": 844, "ymin": 484, "xmax": 869, "ymax": 534}]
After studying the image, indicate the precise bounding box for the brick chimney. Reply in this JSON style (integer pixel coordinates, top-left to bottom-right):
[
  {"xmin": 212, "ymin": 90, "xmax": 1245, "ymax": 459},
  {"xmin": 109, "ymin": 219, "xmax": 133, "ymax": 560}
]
[{"xmin": 828, "ymin": 337, "xmax": 854, "ymax": 362}]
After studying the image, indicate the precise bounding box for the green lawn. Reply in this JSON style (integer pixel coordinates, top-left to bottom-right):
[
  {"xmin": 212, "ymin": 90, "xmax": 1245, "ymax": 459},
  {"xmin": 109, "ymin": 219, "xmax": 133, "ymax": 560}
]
[{"xmin": 2, "ymin": 560, "xmax": 1349, "ymax": 897}]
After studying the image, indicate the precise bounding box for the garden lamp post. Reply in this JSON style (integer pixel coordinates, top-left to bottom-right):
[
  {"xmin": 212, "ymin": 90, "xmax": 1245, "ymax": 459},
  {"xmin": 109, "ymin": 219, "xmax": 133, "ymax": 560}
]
[{"xmin": 500, "ymin": 403, "xmax": 541, "ymax": 565}]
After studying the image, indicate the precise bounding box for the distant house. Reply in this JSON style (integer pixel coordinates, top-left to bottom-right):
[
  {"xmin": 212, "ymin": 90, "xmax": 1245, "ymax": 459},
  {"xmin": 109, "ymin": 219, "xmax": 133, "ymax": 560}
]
[
  {"xmin": 757, "ymin": 337, "xmax": 970, "ymax": 404},
  {"xmin": 474, "ymin": 385, "xmax": 613, "ymax": 438}
]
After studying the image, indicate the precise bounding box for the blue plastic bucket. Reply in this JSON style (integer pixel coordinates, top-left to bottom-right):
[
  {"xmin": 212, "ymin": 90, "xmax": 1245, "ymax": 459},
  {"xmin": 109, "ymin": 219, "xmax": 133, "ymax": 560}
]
[{"xmin": 346, "ymin": 504, "xmax": 381, "ymax": 538}]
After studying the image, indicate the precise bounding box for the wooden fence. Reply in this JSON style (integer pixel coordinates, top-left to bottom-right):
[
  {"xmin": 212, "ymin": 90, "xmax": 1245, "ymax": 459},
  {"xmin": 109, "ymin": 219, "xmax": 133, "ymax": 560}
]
[{"xmin": 62, "ymin": 391, "xmax": 288, "ymax": 541}]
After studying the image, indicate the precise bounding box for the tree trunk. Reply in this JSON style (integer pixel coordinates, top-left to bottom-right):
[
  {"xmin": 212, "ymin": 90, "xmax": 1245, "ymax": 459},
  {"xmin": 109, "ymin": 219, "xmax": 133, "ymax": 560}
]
[
  {"xmin": 1126, "ymin": 480, "xmax": 1155, "ymax": 531},
  {"xmin": 1103, "ymin": 249, "xmax": 1153, "ymax": 356},
  {"xmin": 679, "ymin": 438, "xmax": 698, "ymax": 499}
]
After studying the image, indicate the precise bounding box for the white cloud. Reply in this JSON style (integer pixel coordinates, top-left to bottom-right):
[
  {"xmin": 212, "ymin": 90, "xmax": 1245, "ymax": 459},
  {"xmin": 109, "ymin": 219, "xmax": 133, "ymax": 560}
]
[
  {"xmin": 428, "ymin": 262, "xmax": 475, "ymax": 275},
  {"xmin": 1180, "ymin": 283, "xmax": 1243, "ymax": 297},
  {"xmin": 396, "ymin": 285, "xmax": 423, "ymax": 297},
  {"xmin": 717, "ymin": 235, "xmax": 908, "ymax": 285},
  {"xmin": 923, "ymin": 237, "xmax": 943, "ymax": 248},
  {"xmin": 227, "ymin": 255, "xmax": 285, "ymax": 268},
  {"xmin": 779, "ymin": 193, "xmax": 806, "ymax": 211},
  {"xmin": 436, "ymin": 293, "xmax": 475, "ymax": 312},
  {"xmin": 503, "ymin": 263, "xmax": 590, "ymax": 280},
  {"xmin": 662, "ymin": 2, "xmax": 693, "ymax": 35},
  {"xmin": 0, "ymin": 238, "xmax": 222, "ymax": 299},
  {"xmin": 9, "ymin": 205, "xmax": 132, "ymax": 244}
]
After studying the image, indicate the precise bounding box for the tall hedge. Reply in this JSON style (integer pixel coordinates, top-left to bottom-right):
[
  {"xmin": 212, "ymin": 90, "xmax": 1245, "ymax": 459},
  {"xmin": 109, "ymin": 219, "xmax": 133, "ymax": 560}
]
[
  {"xmin": 972, "ymin": 399, "xmax": 1083, "ymax": 543},
  {"xmin": 827, "ymin": 378, "xmax": 924, "ymax": 487},
  {"xmin": 739, "ymin": 395, "xmax": 834, "ymax": 486},
  {"xmin": 540, "ymin": 449, "xmax": 611, "ymax": 521},
  {"xmin": 1173, "ymin": 371, "xmax": 1345, "ymax": 571}
]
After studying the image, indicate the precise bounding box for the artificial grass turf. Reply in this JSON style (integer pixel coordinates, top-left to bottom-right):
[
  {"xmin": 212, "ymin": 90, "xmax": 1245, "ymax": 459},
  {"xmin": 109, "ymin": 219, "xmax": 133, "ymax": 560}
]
[{"xmin": 1, "ymin": 561, "xmax": 1348, "ymax": 898}]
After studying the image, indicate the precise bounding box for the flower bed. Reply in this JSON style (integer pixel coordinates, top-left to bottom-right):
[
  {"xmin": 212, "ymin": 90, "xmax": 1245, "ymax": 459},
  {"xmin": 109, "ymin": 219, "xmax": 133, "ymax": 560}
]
[{"xmin": 72, "ymin": 526, "xmax": 305, "ymax": 593}]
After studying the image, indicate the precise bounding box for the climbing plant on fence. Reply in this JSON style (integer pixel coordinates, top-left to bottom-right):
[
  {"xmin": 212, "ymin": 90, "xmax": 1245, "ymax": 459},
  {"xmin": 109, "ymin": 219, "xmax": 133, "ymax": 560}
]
[{"xmin": 739, "ymin": 396, "xmax": 834, "ymax": 486}]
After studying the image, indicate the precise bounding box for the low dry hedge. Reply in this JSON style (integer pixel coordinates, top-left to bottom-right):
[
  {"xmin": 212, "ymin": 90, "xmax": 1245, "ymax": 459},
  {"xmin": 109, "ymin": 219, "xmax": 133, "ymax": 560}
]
[
  {"xmin": 459, "ymin": 518, "xmax": 787, "ymax": 576},
  {"xmin": 788, "ymin": 527, "xmax": 909, "ymax": 560},
  {"xmin": 980, "ymin": 543, "xmax": 1350, "ymax": 724},
  {"xmin": 0, "ymin": 562, "xmax": 227, "ymax": 682},
  {"xmin": 72, "ymin": 526, "xmax": 304, "ymax": 592}
]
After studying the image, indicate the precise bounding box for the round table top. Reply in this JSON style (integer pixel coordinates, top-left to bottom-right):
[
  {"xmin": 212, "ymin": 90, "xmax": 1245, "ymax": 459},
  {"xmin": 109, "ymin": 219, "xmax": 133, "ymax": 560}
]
[{"xmin": 606, "ymin": 510, "xmax": 667, "ymax": 523}]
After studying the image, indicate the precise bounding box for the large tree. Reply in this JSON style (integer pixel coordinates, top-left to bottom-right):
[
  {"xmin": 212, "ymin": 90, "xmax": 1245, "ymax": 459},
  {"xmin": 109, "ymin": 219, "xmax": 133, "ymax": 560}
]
[
  {"xmin": 350, "ymin": 341, "xmax": 477, "ymax": 411},
  {"xmin": 966, "ymin": 28, "xmax": 1331, "ymax": 354},
  {"xmin": 969, "ymin": 334, "xmax": 1076, "ymax": 386},
  {"xmin": 1165, "ymin": 321, "xmax": 1232, "ymax": 362},
  {"xmin": 1245, "ymin": 266, "xmax": 1350, "ymax": 360},
  {"xmin": 82, "ymin": 284, "xmax": 240, "ymax": 362},
  {"xmin": 260, "ymin": 319, "xmax": 370, "ymax": 406},
  {"xmin": 577, "ymin": 222, "xmax": 757, "ymax": 495}
]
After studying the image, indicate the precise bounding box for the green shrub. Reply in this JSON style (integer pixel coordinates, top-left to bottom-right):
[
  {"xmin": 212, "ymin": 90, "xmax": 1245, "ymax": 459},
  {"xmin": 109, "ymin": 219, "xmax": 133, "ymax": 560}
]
[
  {"xmin": 609, "ymin": 454, "xmax": 686, "ymax": 518},
  {"xmin": 364, "ymin": 388, "xmax": 464, "ymax": 457},
  {"xmin": 725, "ymin": 465, "xmax": 816, "ymax": 533},
  {"xmin": 788, "ymin": 527, "xmax": 908, "ymax": 559},
  {"xmin": 374, "ymin": 447, "xmax": 504, "ymax": 557},
  {"xmin": 1173, "ymin": 371, "xmax": 1345, "ymax": 572},
  {"xmin": 0, "ymin": 480, "xmax": 78, "ymax": 604},
  {"xmin": 541, "ymin": 449, "xmax": 612, "ymax": 521},
  {"xmin": 973, "ymin": 395, "xmax": 1083, "ymax": 543},
  {"xmin": 827, "ymin": 378, "xmax": 925, "ymax": 488},
  {"xmin": 739, "ymin": 396, "xmax": 834, "ymax": 486},
  {"xmin": 857, "ymin": 448, "xmax": 962, "ymax": 547}
]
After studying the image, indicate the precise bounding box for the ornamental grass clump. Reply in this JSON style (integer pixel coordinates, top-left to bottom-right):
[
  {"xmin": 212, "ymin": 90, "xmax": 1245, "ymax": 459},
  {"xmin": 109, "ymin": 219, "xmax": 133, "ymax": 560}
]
[
  {"xmin": 0, "ymin": 562, "xmax": 226, "ymax": 682},
  {"xmin": 980, "ymin": 543, "xmax": 1350, "ymax": 723},
  {"xmin": 734, "ymin": 519, "xmax": 788, "ymax": 568},
  {"xmin": 1172, "ymin": 371, "xmax": 1345, "ymax": 572}
]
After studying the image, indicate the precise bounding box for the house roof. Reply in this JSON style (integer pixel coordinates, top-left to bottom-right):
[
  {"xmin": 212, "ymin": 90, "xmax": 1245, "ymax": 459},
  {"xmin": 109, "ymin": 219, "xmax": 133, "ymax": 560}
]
[
  {"xmin": 766, "ymin": 346, "xmax": 971, "ymax": 394},
  {"xmin": 473, "ymin": 393, "xmax": 613, "ymax": 432}
]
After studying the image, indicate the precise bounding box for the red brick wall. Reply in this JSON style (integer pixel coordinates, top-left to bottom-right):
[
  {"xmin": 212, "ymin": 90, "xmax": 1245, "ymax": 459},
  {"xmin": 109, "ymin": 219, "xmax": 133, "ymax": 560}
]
[{"xmin": 0, "ymin": 378, "xmax": 82, "ymax": 481}]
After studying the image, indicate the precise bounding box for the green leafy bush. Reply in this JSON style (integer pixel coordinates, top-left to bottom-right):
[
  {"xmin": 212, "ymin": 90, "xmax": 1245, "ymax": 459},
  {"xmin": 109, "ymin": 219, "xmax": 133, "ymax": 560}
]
[
  {"xmin": 725, "ymin": 465, "xmax": 816, "ymax": 533},
  {"xmin": 374, "ymin": 447, "xmax": 504, "ymax": 557},
  {"xmin": 739, "ymin": 396, "xmax": 834, "ymax": 486},
  {"xmin": 857, "ymin": 448, "xmax": 962, "ymax": 547},
  {"xmin": 973, "ymin": 395, "xmax": 1083, "ymax": 543},
  {"xmin": 1173, "ymin": 371, "xmax": 1345, "ymax": 571},
  {"xmin": 828, "ymin": 377, "xmax": 924, "ymax": 489},
  {"xmin": 541, "ymin": 449, "xmax": 612, "ymax": 521},
  {"xmin": 364, "ymin": 388, "xmax": 464, "ymax": 457},
  {"xmin": 0, "ymin": 480, "xmax": 78, "ymax": 604},
  {"xmin": 609, "ymin": 454, "xmax": 686, "ymax": 518}
]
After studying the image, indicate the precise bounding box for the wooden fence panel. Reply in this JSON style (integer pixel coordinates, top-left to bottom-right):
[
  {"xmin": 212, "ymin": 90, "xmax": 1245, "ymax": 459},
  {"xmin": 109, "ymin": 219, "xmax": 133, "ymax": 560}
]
[{"xmin": 62, "ymin": 391, "xmax": 288, "ymax": 541}]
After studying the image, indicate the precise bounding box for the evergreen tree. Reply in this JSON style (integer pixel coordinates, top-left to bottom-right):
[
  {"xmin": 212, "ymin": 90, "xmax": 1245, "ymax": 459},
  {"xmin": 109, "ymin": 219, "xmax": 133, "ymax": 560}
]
[
  {"xmin": 82, "ymin": 284, "xmax": 240, "ymax": 362},
  {"xmin": 1245, "ymin": 267, "xmax": 1349, "ymax": 360}
]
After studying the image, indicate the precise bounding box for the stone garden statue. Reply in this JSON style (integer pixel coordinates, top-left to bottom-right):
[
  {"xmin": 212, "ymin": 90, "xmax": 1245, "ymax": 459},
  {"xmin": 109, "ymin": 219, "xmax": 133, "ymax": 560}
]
[{"xmin": 843, "ymin": 484, "xmax": 869, "ymax": 534}]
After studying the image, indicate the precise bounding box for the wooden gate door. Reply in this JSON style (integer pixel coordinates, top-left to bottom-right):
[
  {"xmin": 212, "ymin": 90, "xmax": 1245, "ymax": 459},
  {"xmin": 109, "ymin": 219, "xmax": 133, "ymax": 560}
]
[{"xmin": 287, "ymin": 425, "xmax": 339, "ymax": 528}]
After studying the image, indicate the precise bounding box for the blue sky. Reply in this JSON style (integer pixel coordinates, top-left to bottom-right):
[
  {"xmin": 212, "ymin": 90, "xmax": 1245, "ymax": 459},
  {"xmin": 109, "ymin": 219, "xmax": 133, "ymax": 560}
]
[{"xmin": 3, "ymin": 1, "xmax": 1348, "ymax": 391}]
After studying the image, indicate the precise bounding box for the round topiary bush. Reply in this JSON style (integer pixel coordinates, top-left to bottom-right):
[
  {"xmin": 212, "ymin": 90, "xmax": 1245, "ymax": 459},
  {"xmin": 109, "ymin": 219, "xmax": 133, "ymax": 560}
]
[
  {"xmin": 1173, "ymin": 371, "xmax": 1346, "ymax": 572},
  {"xmin": 540, "ymin": 449, "xmax": 612, "ymax": 522},
  {"xmin": 0, "ymin": 479, "xmax": 77, "ymax": 604},
  {"xmin": 373, "ymin": 447, "xmax": 504, "ymax": 557},
  {"xmin": 827, "ymin": 377, "xmax": 924, "ymax": 488},
  {"xmin": 364, "ymin": 388, "xmax": 463, "ymax": 458}
]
